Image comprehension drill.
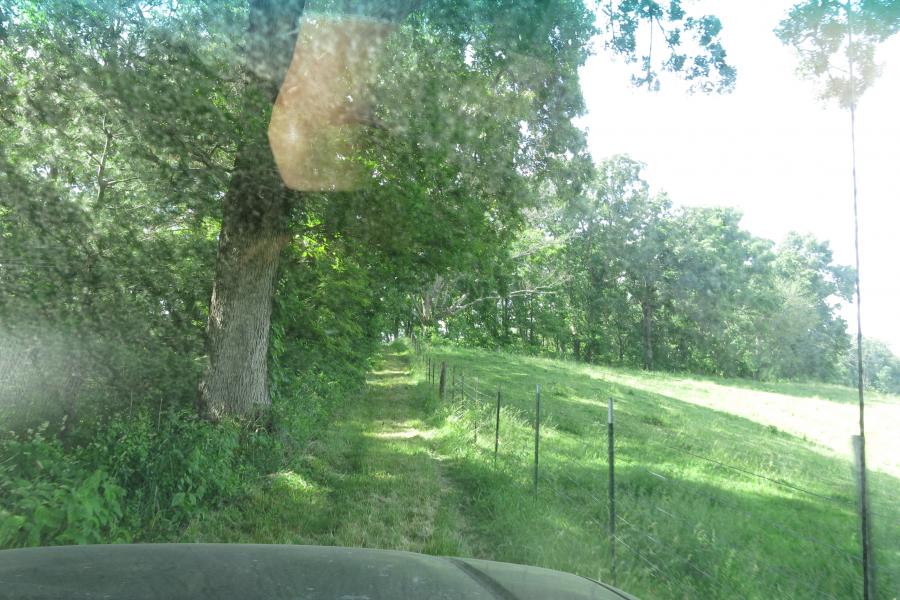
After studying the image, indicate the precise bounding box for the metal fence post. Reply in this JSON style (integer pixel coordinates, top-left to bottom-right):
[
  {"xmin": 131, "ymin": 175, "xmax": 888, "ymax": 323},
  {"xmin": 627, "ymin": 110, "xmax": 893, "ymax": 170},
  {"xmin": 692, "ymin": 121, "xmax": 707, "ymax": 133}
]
[
  {"xmin": 534, "ymin": 384, "xmax": 541, "ymax": 499},
  {"xmin": 473, "ymin": 377, "xmax": 478, "ymax": 445},
  {"xmin": 853, "ymin": 435, "xmax": 875, "ymax": 599},
  {"xmin": 494, "ymin": 387, "xmax": 501, "ymax": 463},
  {"xmin": 608, "ymin": 397, "xmax": 616, "ymax": 586},
  {"xmin": 439, "ymin": 362, "xmax": 447, "ymax": 400}
]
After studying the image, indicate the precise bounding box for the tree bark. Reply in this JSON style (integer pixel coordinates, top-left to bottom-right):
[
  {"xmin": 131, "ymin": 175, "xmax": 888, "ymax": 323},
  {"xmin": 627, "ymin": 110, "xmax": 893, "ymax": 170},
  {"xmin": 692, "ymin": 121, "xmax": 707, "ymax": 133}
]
[
  {"xmin": 198, "ymin": 0, "xmax": 305, "ymax": 420},
  {"xmin": 198, "ymin": 145, "xmax": 292, "ymax": 420}
]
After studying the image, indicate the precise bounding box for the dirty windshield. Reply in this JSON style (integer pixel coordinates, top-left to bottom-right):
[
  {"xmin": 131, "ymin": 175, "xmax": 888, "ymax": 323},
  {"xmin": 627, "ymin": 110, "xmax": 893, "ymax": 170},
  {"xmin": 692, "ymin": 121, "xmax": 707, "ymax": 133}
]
[{"xmin": 1, "ymin": 1, "xmax": 898, "ymax": 598}]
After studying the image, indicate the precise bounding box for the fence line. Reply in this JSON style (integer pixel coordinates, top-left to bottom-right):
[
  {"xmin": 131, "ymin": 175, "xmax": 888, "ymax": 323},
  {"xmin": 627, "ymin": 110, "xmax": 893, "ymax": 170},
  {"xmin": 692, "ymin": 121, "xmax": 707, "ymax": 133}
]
[{"xmin": 412, "ymin": 347, "xmax": 872, "ymax": 600}]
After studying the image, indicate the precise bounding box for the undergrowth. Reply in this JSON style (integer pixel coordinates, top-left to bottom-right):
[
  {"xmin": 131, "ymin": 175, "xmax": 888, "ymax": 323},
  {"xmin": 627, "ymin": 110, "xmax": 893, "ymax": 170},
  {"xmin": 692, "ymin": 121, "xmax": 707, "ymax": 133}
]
[{"xmin": 0, "ymin": 363, "xmax": 365, "ymax": 548}]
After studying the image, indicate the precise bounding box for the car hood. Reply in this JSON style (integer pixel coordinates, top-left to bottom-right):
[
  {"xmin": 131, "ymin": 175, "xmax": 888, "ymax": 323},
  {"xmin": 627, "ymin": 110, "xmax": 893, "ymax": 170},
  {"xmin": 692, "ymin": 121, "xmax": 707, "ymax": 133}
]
[{"xmin": 0, "ymin": 543, "xmax": 638, "ymax": 600}]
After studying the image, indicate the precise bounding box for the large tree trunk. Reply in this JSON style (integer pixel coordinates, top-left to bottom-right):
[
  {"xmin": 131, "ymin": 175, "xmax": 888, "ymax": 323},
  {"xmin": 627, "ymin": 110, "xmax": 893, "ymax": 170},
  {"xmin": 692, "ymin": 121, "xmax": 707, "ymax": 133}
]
[
  {"xmin": 198, "ymin": 0, "xmax": 306, "ymax": 420},
  {"xmin": 198, "ymin": 145, "xmax": 292, "ymax": 420}
]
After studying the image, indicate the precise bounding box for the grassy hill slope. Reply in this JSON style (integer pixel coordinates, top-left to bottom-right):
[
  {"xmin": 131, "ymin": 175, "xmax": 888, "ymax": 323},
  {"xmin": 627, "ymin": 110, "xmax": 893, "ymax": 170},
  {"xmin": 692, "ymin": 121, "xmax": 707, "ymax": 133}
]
[{"xmin": 184, "ymin": 342, "xmax": 899, "ymax": 600}]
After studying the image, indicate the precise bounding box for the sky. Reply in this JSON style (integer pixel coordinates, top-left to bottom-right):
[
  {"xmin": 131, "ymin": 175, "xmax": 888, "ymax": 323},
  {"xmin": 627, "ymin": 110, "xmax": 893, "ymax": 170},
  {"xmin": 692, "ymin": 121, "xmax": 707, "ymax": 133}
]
[{"xmin": 577, "ymin": 1, "xmax": 900, "ymax": 354}]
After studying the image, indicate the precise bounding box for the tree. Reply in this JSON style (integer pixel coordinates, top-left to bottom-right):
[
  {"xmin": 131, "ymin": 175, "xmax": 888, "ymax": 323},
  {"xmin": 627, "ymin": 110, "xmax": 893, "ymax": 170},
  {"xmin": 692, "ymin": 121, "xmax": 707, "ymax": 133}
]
[
  {"xmin": 200, "ymin": 0, "xmax": 600, "ymax": 418},
  {"xmin": 776, "ymin": 0, "xmax": 900, "ymax": 105},
  {"xmin": 664, "ymin": 207, "xmax": 776, "ymax": 377},
  {"xmin": 199, "ymin": 0, "xmax": 740, "ymax": 418},
  {"xmin": 766, "ymin": 233, "xmax": 854, "ymax": 380},
  {"xmin": 601, "ymin": 0, "xmax": 737, "ymax": 92},
  {"xmin": 564, "ymin": 156, "xmax": 675, "ymax": 369},
  {"xmin": 442, "ymin": 155, "xmax": 856, "ymax": 381},
  {"xmin": 0, "ymin": 0, "xmax": 231, "ymax": 428},
  {"xmin": 845, "ymin": 338, "xmax": 900, "ymax": 393}
]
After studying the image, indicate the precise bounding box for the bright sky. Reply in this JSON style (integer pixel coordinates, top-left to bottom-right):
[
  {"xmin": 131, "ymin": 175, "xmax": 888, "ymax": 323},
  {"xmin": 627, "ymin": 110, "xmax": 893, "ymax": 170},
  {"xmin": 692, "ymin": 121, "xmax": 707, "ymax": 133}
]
[{"xmin": 577, "ymin": 1, "xmax": 900, "ymax": 354}]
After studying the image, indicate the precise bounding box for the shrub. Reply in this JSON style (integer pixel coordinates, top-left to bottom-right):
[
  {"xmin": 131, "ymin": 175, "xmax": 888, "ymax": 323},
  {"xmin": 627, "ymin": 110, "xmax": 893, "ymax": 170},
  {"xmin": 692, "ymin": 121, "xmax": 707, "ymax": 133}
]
[
  {"xmin": 0, "ymin": 425, "xmax": 126, "ymax": 547},
  {"xmin": 0, "ymin": 408, "xmax": 252, "ymax": 547},
  {"xmin": 78, "ymin": 408, "xmax": 245, "ymax": 534}
]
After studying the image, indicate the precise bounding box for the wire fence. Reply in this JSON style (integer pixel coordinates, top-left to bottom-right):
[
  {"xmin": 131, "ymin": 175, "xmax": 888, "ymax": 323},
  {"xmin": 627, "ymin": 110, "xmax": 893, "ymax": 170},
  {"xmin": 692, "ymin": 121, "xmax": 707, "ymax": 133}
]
[{"xmin": 409, "ymin": 339, "xmax": 897, "ymax": 600}]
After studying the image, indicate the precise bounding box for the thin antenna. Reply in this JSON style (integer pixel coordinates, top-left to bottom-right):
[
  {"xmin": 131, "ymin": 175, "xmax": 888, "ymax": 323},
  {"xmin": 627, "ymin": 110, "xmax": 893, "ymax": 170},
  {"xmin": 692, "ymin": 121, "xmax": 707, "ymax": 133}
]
[{"xmin": 846, "ymin": 3, "xmax": 873, "ymax": 599}]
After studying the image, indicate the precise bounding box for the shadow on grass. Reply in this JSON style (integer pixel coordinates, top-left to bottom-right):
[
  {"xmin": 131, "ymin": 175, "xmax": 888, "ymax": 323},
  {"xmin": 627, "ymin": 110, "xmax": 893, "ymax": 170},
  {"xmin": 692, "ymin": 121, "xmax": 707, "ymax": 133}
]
[{"xmin": 183, "ymin": 348, "xmax": 468, "ymax": 557}]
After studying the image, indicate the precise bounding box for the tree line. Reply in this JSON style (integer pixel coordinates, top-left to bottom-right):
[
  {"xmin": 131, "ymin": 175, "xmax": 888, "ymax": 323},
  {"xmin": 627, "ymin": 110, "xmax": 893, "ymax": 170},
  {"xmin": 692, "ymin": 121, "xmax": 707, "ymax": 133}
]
[{"xmin": 418, "ymin": 153, "xmax": 882, "ymax": 384}]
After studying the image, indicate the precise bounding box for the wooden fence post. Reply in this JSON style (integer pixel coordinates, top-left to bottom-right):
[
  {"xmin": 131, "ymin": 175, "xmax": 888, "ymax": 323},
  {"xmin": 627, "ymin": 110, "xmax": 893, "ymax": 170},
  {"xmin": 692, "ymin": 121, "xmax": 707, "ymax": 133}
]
[
  {"xmin": 452, "ymin": 366, "xmax": 456, "ymax": 402},
  {"xmin": 460, "ymin": 373, "xmax": 465, "ymax": 408},
  {"xmin": 439, "ymin": 362, "xmax": 447, "ymax": 400}
]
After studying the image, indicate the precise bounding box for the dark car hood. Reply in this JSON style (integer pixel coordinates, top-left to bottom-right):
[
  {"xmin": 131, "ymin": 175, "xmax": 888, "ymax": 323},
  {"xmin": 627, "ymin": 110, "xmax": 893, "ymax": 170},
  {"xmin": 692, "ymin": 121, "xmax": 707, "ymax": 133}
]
[{"xmin": 0, "ymin": 543, "xmax": 637, "ymax": 600}]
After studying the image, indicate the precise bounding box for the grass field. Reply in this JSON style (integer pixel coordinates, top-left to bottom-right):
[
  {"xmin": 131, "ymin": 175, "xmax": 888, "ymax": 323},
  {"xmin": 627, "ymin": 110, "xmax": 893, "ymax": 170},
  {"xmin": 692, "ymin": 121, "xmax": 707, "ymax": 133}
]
[{"xmin": 182, "ymin": 342, "xmax": 899, "ymax": 599}]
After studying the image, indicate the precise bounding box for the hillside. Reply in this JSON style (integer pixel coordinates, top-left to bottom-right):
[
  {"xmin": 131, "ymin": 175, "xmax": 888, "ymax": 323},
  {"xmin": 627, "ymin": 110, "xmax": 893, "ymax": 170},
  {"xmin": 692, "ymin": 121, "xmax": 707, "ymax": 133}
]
[{"xmin": 184, "ymin": 342, "xmax": 899, "ymax": 600}]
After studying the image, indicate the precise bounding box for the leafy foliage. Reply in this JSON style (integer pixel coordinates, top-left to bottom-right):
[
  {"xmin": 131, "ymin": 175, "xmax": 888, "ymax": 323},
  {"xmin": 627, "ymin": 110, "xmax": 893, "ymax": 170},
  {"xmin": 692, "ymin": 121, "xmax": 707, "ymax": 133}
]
[
  {"xmin": 0, "ymin": 424, "xmax": 126, "ymax": 547},
  {"xmin": 439, "ymin": 156, "xmax": 859, "ymax": 381},
  {"xmin": 846, "ymin": 337, "xmax": 900, "ymax": 393},
  {"xmin": 602, "ymin": 0, "xmax": 737, "ymax": 91},
  {"xmin": 776, "ymin": 0, "xmax": 900, "ymax": 105}
]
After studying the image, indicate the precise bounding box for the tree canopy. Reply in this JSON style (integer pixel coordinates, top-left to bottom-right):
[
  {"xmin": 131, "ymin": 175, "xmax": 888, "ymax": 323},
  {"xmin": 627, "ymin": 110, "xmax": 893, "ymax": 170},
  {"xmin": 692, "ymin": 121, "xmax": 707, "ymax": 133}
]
[{"xmin": 776, "ymin": 0, "xmax": 900, "ymax": 105}]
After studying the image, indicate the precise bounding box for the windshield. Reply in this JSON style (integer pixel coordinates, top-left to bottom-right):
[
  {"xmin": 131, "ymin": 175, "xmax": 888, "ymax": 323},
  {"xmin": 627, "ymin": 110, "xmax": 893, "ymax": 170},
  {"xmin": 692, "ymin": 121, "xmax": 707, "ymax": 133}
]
[{"xmin": 1, "ymin": 1, "xmax": 898, "ymax": 599}]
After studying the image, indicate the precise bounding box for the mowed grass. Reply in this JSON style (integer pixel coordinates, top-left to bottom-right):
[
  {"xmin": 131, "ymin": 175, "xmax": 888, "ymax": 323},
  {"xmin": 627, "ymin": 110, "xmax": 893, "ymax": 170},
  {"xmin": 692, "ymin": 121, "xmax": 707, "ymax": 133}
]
[
  {"xmin": 426, "ymin": 344, "xmax": 900, "ymax": 600},
  {"xmin": 180, "ymin": 347, "xmax": 471, "ymax": 557},
  {"xmin": 182, "ymin": 342, "xmax": 899, "ymax": 600}
]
